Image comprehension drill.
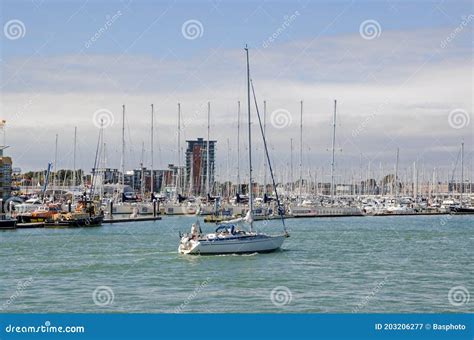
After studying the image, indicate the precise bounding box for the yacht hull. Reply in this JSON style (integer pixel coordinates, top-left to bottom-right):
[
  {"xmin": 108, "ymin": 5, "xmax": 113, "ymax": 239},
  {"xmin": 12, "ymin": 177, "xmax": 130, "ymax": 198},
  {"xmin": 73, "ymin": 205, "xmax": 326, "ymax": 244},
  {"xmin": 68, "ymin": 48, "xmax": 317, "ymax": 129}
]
[
  {"xmin": 291, "ymin": 206, "xmax": 363, "ymax": 217},
  {"xmin": 449, "ymin": 206, "xmax": 474, "ymax": 214},
  {"xmin": 179, "ymin": 234, "xmax": 286, "ymax": 255}
]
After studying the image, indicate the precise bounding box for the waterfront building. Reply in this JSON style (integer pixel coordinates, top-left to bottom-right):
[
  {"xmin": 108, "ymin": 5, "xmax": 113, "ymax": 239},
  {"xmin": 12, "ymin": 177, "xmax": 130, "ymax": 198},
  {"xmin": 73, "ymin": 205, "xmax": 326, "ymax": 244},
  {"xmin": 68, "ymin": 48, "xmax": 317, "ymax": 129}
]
[
  {"xmin": 0, "ymin": 146, "xmax": 12, "ymax": 200},
  {"xmin": 185, "ymin": 138, "xmax": 216, "ymax": 196},
  {"xmin": 92, "ymin": 168, "xmax": 120, "ymax": 184}
]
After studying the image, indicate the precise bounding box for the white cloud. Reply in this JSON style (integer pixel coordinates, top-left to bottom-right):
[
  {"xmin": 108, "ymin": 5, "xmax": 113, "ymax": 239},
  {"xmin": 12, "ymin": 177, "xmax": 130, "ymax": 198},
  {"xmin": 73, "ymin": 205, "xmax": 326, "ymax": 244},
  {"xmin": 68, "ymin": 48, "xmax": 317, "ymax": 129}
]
[{"xmin": 1, "ymin": 28, "xmax": 472, "ymax": 180}]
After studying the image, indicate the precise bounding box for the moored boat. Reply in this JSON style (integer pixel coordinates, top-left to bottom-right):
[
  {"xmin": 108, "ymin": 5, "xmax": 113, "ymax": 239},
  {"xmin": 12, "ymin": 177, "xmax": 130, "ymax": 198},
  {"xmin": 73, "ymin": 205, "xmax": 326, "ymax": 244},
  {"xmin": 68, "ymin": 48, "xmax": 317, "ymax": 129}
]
[{"xmin": 0, "ymin": 216, "xmax": 17, "ymax": 230}]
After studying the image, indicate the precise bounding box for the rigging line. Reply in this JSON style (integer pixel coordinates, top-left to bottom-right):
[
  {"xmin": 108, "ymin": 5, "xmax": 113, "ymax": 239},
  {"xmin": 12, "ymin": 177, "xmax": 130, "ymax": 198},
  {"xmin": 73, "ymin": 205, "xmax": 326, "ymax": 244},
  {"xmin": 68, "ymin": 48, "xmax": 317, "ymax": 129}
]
[
  {"xmin": 250, "ymin": 79, "xmax": 287, "ymax": 234},
  {"xmin": 90, "ymin": 122, "xmax": 103, "ymax": 199},
  {"xmin": 450, "ymin": 146, "xmax": 462, "ymax": 188}
]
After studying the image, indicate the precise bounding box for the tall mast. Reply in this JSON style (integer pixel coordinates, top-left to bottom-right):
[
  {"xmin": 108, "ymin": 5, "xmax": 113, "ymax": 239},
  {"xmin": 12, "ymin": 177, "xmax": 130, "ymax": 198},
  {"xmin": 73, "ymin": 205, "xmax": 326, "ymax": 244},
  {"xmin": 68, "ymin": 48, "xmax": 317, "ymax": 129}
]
[
  {"xmin": 177, "ymin": 103, "xmax": 181, "ymax": 195},
  {"xmin": 299, "ymin": 100, "xmax": 303, "ymax": 200},
  {"xmin": 140, "ymin": 141, "xmax": 145, "ymax": 198},
  {"xmin": 359, "ymin": 153, "xmax": 362, "ymax": 195},
  {"xmin": 121, "ymin": 105, "xmax": 125, "ymax": 189},
  {"xmin": 245, "ymin": 45, "xmax": 254, "ymax": 231},
  {"xmin": 206, "ymin": 101, "xmax": 210, "ymax": 195},
  {"xmin": 330, "ymin": 100, "xmax": 337, "ymax": 201},
  {"xmin": 150, "ymin": 104, "xmax": 154, "ymax": 195},
  {"xmin": 395, "ymin": 147, "xmax": 399, "ymax": 198},
  {"xmin": 101, "ymin": 140, "xmax": 106, "ymax": 200},
  {"xmin": 263, "ymin": 100, "xmax": 267, "ymax": 195},
  {"xmin": 53, "ymin": 133, "xmax": 58, "ymax": 200},
  {"xmin": 290, "ymin": 137, "xmax": 294, "ymax": 193},
  {"xmin": 461, "ymin": 141, "xmax": 464, "ymax": 207},
  {"xmin": 73, "ymin": 126, "xmax": 77, "ymax": 188},
  {"xmin": 412, "ymin": 161, "xmax": 417, "ymax": 199},
  {"xmin": 227, "ymin": 138, "xmax": 230, "ymax": 198},
  {"xmin": 237, "ymin": 100, "xmax": 241, "ymax": 194}
]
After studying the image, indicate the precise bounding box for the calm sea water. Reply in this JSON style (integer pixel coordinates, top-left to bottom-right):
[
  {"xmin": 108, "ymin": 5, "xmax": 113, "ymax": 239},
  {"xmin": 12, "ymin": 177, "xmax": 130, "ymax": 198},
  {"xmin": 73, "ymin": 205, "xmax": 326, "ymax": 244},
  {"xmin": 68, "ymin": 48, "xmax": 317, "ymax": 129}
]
[{"xmin": 1, "ymin": 215, "xmax": 472, "ymax": 313}]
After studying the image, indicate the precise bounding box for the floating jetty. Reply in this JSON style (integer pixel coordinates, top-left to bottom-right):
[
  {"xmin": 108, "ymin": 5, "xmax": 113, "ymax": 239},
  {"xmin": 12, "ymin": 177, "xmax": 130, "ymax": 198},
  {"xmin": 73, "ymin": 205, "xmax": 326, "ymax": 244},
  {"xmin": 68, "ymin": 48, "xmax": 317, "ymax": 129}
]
[
  {"xmin": 14, "ymin": 217, "xmax": 161, "ymax": 229},
  {"xmin": 103, "ymin": 216, "xmax": 162, "ymax": 224}
]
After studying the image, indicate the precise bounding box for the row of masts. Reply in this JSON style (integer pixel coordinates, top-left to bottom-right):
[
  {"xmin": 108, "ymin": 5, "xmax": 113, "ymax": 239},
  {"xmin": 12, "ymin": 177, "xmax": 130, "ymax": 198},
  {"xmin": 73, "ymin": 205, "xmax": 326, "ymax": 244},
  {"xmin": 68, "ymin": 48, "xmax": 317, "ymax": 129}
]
[{"xmin": 45, "ymin": 98, "xmax": 468, "ymax": 203}]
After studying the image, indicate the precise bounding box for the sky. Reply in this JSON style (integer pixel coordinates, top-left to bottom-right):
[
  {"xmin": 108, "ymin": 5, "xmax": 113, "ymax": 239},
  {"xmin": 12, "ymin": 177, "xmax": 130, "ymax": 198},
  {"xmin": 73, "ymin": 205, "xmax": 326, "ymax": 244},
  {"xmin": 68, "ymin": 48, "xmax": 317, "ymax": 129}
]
[{"xmin": 0, "ymin": 0, "xmax": 473, "ymax": 184}]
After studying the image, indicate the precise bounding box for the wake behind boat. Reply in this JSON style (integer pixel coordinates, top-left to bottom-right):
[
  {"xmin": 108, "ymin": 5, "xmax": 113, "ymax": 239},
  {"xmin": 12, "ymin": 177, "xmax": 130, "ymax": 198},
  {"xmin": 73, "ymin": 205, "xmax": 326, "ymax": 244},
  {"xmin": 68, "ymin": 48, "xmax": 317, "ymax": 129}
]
[{"xmin": 178, "ymin": 45, "xmax": 289, "ymax": 255}]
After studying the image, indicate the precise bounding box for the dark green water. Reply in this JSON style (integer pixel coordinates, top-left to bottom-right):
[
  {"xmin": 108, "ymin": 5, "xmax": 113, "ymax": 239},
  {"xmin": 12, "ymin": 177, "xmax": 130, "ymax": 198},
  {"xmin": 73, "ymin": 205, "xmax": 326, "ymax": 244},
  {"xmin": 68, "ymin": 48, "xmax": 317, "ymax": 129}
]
[{"xmin": 1, "ymin": 215, "xmax": 472, "ymax": 313}]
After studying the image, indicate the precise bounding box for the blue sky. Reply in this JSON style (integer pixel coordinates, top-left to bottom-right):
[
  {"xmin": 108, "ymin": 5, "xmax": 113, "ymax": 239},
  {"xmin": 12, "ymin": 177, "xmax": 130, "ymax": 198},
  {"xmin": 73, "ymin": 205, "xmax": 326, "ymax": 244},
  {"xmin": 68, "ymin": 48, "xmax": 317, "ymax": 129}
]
[
  {"xmin": 2, "ymin": 1, "xmax": 471, "ymax": 58},
  {"xmin": 0, "ymin": 0, "xmax": 472, "ymax": 183}
]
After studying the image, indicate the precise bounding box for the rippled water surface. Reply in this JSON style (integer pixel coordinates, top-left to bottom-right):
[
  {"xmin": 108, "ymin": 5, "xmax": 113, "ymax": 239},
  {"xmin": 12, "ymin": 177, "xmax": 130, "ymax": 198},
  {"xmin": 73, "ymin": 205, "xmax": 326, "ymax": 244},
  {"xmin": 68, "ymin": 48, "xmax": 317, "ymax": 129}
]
[{"xmin": 1, "ymin": 215, "xmax": 472, "ymax": 313}]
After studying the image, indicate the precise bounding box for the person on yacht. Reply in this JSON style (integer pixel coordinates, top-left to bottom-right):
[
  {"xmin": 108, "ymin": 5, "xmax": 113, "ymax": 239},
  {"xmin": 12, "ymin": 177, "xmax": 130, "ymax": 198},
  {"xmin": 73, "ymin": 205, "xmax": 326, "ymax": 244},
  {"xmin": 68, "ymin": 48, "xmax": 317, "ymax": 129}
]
[{"xmin": 191, "ymin": 223, "xmax": 199, "ymax": 239}]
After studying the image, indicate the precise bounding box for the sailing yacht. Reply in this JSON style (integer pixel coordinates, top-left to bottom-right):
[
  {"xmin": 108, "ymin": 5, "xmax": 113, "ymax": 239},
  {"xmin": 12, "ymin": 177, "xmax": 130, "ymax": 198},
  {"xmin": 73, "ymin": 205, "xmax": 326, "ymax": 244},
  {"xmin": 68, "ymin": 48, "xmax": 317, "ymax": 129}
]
[{"xmin": 178, "ymin": 46, "xmax": 289, "ymax": 255}]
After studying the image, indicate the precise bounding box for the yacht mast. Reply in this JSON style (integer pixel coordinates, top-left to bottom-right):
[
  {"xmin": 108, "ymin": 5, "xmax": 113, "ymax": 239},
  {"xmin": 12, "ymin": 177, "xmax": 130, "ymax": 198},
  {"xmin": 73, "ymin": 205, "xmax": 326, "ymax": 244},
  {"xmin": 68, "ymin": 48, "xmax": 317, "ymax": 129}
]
[
  {"xmin": 206, "ymin": 101, "xmax": 210, "ymax": 195},
  {"xmin": 227, "ymin": 138, "xmax": 230, "ymax": 198},
  {"xmin": 245, "ymin": 45, "xmax": 254, "ymax": 231},
  {"xmin": 461, "ymin": 142, "xmax": 464, "ymax": 207},
  {"xmin": 290, "ymin": 137, "xmax": 294, "ymax": 193},
  {"xmin": 120, "ymin": 105, "xmax": 125, "ymax": 190},
  {"xmin": 299, "ymin": 100, "xmax": 303, "ymax": 200},
  {"xmin": 237, "ymin": 100, "xmax": 241, "ymax": 194},
  {"xmin": 263, "ymin": 100, "xmax": 267, "ymax": 195},
  {"xmin": 140, "ymin": 141, "xmax": 145, "ymax": 198},
  {"xmin": 177, "ymin": 103, "xmax": 181, "ymax": 196},
  {"xmin": 150, "ymin": 104, "xmax": 154, "ymax": 196},
  {"xmin": 53, "ymin": 133, "xmax": 58, "ymax": 201},
  {"xmin": 395, "ymin": 147, "xmax": 399, "ymax": 198},
  {"xmin": 331, "ymin": 100, "xmax": 337, "ymax": 201},
  {"xmin": 73, "ymin": 126, "xmax": 77, "ymax": 188}
]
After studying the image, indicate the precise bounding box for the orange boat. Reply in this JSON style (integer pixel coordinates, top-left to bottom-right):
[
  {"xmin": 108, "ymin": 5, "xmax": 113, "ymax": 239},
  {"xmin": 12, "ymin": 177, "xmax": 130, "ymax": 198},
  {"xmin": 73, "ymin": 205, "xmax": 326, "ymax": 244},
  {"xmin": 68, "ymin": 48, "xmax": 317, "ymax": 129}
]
[{"xmin": 18, "ymin": 204, "xmax": 62, "ymax": 223}]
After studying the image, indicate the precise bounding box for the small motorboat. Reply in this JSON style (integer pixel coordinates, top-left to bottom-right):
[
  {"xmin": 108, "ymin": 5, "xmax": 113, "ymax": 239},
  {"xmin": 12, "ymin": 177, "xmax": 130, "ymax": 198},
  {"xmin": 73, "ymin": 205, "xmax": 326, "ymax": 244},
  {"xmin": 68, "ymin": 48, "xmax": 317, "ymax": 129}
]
[{"xmin": 0, "ymin": 216, "xmax": 17, "ymax": 230}]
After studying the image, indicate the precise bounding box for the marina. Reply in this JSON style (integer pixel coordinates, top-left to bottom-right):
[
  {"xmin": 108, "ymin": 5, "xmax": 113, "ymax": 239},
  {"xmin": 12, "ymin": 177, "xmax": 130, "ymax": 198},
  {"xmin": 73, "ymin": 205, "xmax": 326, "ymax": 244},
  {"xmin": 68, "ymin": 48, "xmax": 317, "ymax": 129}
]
[
  {"xmin": 1, "ymin": 1, "xmax": 472, "ymax": 337},
  {"xmin": 1, "ymin": 214, "xmax": 472, "ymax": 313}
]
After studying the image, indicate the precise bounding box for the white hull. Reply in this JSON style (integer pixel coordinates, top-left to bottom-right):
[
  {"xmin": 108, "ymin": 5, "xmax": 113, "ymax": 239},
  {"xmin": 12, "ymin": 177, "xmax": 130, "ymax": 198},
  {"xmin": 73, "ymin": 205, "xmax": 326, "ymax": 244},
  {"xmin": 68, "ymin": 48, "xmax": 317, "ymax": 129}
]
[
  {"xmin": 383, "ymin": 206, "xmax": 415, "ymax": 215},
  {"xmin": 291, "ymin": 206, "xmax": 362, "ymax": 217},
  {"xmin": 136, "ymin": 203, "xmax": 154, "ymax": 215},
  {"xmin": 179, "ymin": 234, "xmax": 286, "ymax": 255},
  {"xmin": 111, "ymin": 203, "xmax": 133, "ymax": 214},
  {"xmin": 107, "ymin": 202, "xmax": 154, "ymax": 215},
  {"xmin": 163, "ymin": 204, "xmax": 197, "ymax": 215}
]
